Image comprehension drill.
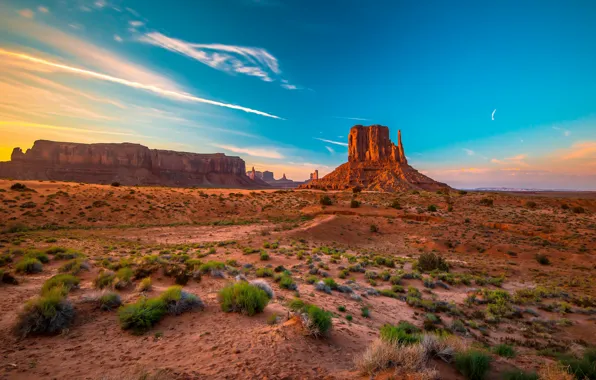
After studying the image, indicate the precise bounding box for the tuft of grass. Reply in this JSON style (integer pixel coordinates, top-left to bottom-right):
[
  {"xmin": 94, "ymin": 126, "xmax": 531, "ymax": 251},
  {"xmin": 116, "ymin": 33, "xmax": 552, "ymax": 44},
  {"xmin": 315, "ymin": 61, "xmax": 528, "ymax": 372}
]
[
  {"xmin": 58, "ymin": 259, "xmax": 89, "ymax": 275},
  {"xmin": 99, "ymin": 292, "xmax": 122, "ymax": 311},
  {"xmin": 15, "ymin": 257, "xmax": 43, "ymax": 274},
  {"xmin": 41, "ymin": 274, "xmax": 79, "ymax": 295},
  {"xmin": 361, "ymin": 306, "xmax": 371, "ymax": 318},
  {"xmin": 137, "ymin": 277, "xmax": 152, "ymax": 292},
  {"xmin": 289, "ymin": 298, "xmax": 332, "ymax": 337},
  {"xmin": 13, "ymin": 287, "xmax": 75, "ymax": 337},
  {"xmin": 427, "ymin": 204, "xmax": 437, "ymax": 212},
  {"xmin": 94, "ymin": 271, "xmax": 115, "ymax": 289},
  {"xmin": 118, "ymin": 297, "xmax": 166, "ymax": 335},
  {"xmin": 24, "ymin": 250, "xmax": 49, "ymax": 263},
  {"xmin": 114, "ymin": 267, "xmax": 134, "ymax": 289},
  {"xmin": 380, "ymin": 322, "xmax": 421, "ymax": 345},
  {"xmin": 159, "ymin": 286, "xmax": 204, "ymax": 315},
  {"xmin": 454, "ymin": 350, "xmax": 491, "ymax": 380},
  {"xmin": 558, "ymin": 347, "xmax": 596, "ymax": 380},
  {"xmin": 218, "ymin": 282, "xmax": 269, "ymax": 316},
  {"xmin": 493, "ymin": 344, "xmax": 516, "ymax": 358},
  {"xmin": 256, "ymin": 267, "xmax": 274, "ymax": 277}
]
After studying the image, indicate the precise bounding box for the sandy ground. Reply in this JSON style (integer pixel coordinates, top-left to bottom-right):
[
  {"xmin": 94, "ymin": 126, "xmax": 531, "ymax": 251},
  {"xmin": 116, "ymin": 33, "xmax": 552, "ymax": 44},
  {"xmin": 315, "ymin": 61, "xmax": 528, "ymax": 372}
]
[{"xmin": 0, "ymin": 180, "xmax": 595, "ymax": 379}]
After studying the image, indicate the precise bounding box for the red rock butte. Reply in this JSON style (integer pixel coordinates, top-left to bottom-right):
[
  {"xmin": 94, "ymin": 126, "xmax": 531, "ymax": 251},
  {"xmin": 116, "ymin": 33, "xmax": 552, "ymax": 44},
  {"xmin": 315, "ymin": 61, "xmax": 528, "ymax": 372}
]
[
  {"xmin": 300, "ymin": 125, "xmax": 450, "ymax": 192},
  {"xmin": 0, "ymin": 140, "xmax": 269, "ymax": 188}
]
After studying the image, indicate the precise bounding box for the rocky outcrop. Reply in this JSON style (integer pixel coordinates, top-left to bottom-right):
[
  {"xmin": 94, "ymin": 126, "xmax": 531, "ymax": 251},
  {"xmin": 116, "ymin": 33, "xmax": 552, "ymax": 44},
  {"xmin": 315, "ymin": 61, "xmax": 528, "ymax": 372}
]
[
  {"xmin": 0, "ymin": 140, "xmax": 269, "ymax": 188},
  {"xmin": 300, "ymin": 125, "xmax": 449, "ymax": 192}
]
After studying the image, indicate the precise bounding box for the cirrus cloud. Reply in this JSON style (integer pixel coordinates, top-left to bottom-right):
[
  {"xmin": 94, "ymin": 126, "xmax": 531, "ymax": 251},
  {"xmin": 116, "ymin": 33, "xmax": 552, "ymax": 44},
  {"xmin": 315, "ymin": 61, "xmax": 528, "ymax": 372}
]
[{"xmin": 212, "ymin": 144, "xmax": 284, "ymax": 159}]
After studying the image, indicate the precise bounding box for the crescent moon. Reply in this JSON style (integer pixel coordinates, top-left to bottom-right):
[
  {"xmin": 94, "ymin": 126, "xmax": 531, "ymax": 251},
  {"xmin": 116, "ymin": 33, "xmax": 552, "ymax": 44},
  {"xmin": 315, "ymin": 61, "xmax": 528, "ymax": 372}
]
[{"xmin": 491, "ymin": 109, "xmax": 496, "ymax": 121}]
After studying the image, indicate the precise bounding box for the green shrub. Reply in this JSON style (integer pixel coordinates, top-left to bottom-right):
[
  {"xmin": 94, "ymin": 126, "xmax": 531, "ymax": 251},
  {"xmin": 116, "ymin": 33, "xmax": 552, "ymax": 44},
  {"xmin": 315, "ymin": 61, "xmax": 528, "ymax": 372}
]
[
  {"xmin": 369, "ymin": 224, "xmax": 379, "ymax": 233},
  {"xmin": 502, "ymin": 371, "xmax": 538, "ymax": 380},
  {"xmin": 13, "ymin": 287, "xmax": 75, "ymax": 337},
  {"xmin": 45, "ymin": 246, "xmax": 68, "ymax": 255},
  {"xmin": 15, "ymin": 257, "xmax": 43, "ymax": 274},
  {"xmin": 54, "ymin": 249, "xmax": 83, "ymax": 260},
  {"xmin": 118, "ymin": 297, "xmax": 166, "ymax": 335},
  {"xmin": 199, "ymin": 261, "xmax": 225, "ymax": 274},
  {"xmin": 99, "ymin": 292, "xmax": 122, "ymax": 311},
  {"xmin": 559, "ymin": 347, "xmax": 596, "ymax": 379},
  {"xmin": 256, "ymin": 267, "xmax": 274, "ymax": 277},
  {"xmin": 289, "ymin": 299, "xmax": 332, "ymax": 337},
  {"xmin": 427, "ymin": 204, "xmax": 437, "ymax": 212},
  {"xmin": 41, "ymin": 274, "xmax": 79, "ymax": 295},
  {"xmin": 219, "ymin": 282, "xmax": 269, "ymax": 316},
  {"xmin": 416, "ymin": 251, "xmax": 449, "ymax": 272},
  {"xmin": 380, "ymin": 322, "xmax": 421, "ymax": 345},
  {"xmin": 25, "ymin": 250, "xmax": 49, "ymax": 263},
  {"xmin": 350, "ymin": 200, "xmax": 360, "ymax": 208},
  {"xmin": 346, "ymin": 314, "xmax": 353, "ymax": 321},
  {"xmin": 361, "ymin": 307, "xmax": 370, "ymax": 318},
  {"xmin": 455, "ymin": 350, "xmax": 491, "ymax": 380},
  {"xmin": 279, "ymin": 275, "xmax": 297, "ymax": 290},
  {"xmin": 94, "ymin": 271, "xmax": 115, "ymax": 289},
  {"xmin": 159, "ymin": 286, "xmax": 204, "ymax": 315},
  {"xmin": 323, "ymin": 277, "xmax": 338, "ymax": 290},
  {"xmin": 137, "ymin": 277, "xmax": 152, "ymax": 292},
  {"xmin": 260, "ymin": 252, "xmax": 270, "ymax": 261},
  {"xmin": 320, "ymin": 195, "xmax": 333, "ymax": 206},
  {"xmin": 338, "ymin": 305, "xmax": 346, "ymax": 312},
  {"xmin": 58, "ymin": 259, "xmax": 88, "ymax": 274},
  {"xmin": 493, "ymin": 344, "xmax": 516, "ymax": 358},
  {"xmin": 0, "ymin": 253, "xmax": 13, "ymax": 266},
  {"xmin": 114, "ymin": 267, "xmax": 134, "ymax": 289}
]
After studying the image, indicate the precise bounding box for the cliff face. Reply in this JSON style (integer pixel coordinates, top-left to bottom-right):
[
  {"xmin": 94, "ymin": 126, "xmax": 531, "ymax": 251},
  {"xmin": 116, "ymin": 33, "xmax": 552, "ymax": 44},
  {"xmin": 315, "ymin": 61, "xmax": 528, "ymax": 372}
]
[
  {"xmin": 300, "ymin": 125, "xmax": 449, "ymax": 192},
  {"xmin": 0, "ymin": 140, "xmax": 266, "ymax": 188}
]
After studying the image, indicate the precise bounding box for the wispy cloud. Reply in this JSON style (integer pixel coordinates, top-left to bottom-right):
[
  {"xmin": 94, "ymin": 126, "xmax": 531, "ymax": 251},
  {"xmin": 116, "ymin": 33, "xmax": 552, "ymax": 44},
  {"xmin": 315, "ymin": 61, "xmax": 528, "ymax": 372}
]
[
  {"xmin": 552, "ymin": 126, "xmax": 571, "ymax": 137},
  {"xmin": 314, "ymin": 137, "xmax": 348, "ymax": 147},
  {"xmin": 558, "ymin": 141, "xmax": 596, "ymax": 160},
  {"xmin": 325, "ymin": 146, "xmax": 334, "ymax": 154},
  {"xmin": 129, "ymin": 20, "xmax": 144, "ymax": 27},
  {"xmin": 212, "ymin": 144, "xmax": 284, "ymax": 159},
  {"xmin": 334, "ymin": 116, "xmax": 369, "ymax": 121},
  {"xmin": 18, "ymin": 9, "xmax": 34, "ymax": 18},
  {"xmin": 37, "ymin": 6, "xmax": 49, "ymax": 13},
  {"xmin": 0, "ymin": 121, "xmax": 138, "ymax": 137},
  {"xmin": 0, "ymin": 49, "xmax": 282, "ymax": 119},
  {"xmin": 462, "ymin": 148, "xmax": 475, "ymax": 156},
  {"xmin": 139, "ymin": 32, "xmax": 298, "ymax": 89},
  {"xmin": 114, "ymin": 35, "xmax": 123, "ymax": 42}
]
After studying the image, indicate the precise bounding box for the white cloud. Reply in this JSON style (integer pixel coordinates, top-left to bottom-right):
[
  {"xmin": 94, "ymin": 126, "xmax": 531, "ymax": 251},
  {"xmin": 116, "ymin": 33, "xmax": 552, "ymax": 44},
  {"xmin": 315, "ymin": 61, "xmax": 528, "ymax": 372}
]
[
  {"xmin": 325, "ymin": 146, "xmax": 334, "ymax": 154},
  {"xmin": 0, "ymin": 49, "xmax": 282, "ymax": 119},
  {"xmin": 129, "ymin": 20, "xmax": 144, "ymax": 27},
  {"xmin": 212, "ymin": 144, "xmax": 284, "ymax": 159},
  {"xmin": 139, "ymin": 32, "xmax": 297, "ymax": 89},
  {"xmin": 18, "ymin": 9, "xmax": 34, "ymax": 18},
  {"xmin": 114, "ymin": 35, "xmax": 123, "ymax": 42},
  {"xmin": 334, "ymin": 116, "xmax": 369, "ymax": 121},
  {"xmin": 95, "ymin": 0, "xmax": 107, "ymax": 8},
  {"xmin": 314, "ymin": 137, "xmax": 348, "ymax": 147},
  {"xmin": 552, "ymin": 126, "xmax": 571, "ymax": 137},
  {"xmin": 463, "ymin": 148, "xmax": 475, "ymax": 156},
  {"xmin": 37, "ymin": 6, "xmax": 49, "ymax": 13}
]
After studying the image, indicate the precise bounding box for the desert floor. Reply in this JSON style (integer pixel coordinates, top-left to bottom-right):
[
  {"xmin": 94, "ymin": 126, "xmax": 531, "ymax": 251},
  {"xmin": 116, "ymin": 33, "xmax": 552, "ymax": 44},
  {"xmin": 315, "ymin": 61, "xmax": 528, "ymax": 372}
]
[{"xmin": 0, "ymin": 179, "xmax": 594, "ymax": 379}]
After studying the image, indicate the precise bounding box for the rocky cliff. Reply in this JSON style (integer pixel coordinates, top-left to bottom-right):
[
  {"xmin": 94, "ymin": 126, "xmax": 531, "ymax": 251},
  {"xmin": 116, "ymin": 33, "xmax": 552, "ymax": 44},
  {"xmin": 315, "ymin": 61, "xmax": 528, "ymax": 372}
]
[
  {"xmin": 300, "ymin": 125, "xmax": 449, "ymax": 192},
  {"xmin": 0, "ymin": 140, "xmax": 268, "ymax": 188}
]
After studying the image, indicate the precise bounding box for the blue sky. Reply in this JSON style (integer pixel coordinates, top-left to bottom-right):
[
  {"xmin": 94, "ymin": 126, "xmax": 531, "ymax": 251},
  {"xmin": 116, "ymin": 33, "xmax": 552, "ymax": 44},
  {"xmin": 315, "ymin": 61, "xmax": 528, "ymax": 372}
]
[{"xmin": 1, "ymin": 0, "xmax": 595, "ymax": 188}]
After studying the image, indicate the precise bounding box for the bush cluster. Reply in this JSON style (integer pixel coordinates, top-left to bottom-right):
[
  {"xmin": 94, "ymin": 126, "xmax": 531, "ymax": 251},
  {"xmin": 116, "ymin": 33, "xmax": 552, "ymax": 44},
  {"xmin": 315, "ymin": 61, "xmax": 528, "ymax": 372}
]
[
  {"xmin": 219, "ymin": 282, "xmax": 269, "ymax": 316},
  {"xmin": 288, "ymin": 299, "xmax": 332, "ymax": 337}
]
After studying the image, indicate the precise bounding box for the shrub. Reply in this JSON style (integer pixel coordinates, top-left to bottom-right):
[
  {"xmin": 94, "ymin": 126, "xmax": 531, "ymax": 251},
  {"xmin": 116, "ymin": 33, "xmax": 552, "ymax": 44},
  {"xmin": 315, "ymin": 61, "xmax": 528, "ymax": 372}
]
[
  {"xmin": 279, "ymin": 275, "xmax": 297, "ymax": 290},
  {"xmin": 389, "ymin": 200, "xmax": 402, "ymax": 209},
  {"xmin": 537, "ymin": 362, "xmax": 574, "ymax": 380},
  {"xmin": 572, "ymin": 206, "xmax": 585, "ymax": 214},
  {"xmin": 41, "ymin": 274, "xmax": 80, "ymax": 295},
  {"xmin": 118, "ymin": 297, "xmax": 166, "ymax": 335},
  {"xmin": 94, "ymin": 271, "xmax": 115, "ymax": 289},
  {"xmin": 427, "ymin": 204, "xmax": 437, "ymax": 212},
  {"xmin": 25, "ymin": 250, "xmax": 49, "ymax": 263},
  {"xmin": 319, "ymin": 195, "xmax": 332, "ymax": 206},
  {"xmin": 260, "ymin": 252, "xmax": 270, "ymax": 261},
  {"xmin": 256, "ymin": 267, "xmax": 274, "ymax": 277},
  {"xmin": 502, "ymin": 371, "xmax": 539, "ymax": 380},
  {"xmin": 159, "ymin": 286, "xmax": 204, "ymax": 315},
  {"xmin": 369, "ymin": 224, "xmax": 379, "ymax": 233},
  {"xmin": 559, "ymin": 348, "xmax": 596, "ymax": 380},
  {"xmin": 137, "ymin": 277, "xmax": 152, "ymax": 292},
  {"xmin": 455, "ymin": 350, "xmax": 491, "ymax": 380},
  {"xmin": 14, "ymin": 287, "xmax": 75, "ymax": 337},
  {"xmin": 99, "ymin": 292, "xmax": 122, "ymax": 311},
  {"xmin": 45, "ymin": 246, "xmax": 68, "ymax": 255},
  {"xmin": 493, "ymin": 344, "xmax": 516, "ymax": 358},
  {"xmin": 350, "ymin": 199, "xmax": 360, "ymax": 208},
  {"xmin": 58, "ymin": 259, "xmax": 89, "ymax": 275},
  {"xmin": 535, "ymin": 253, "xmax": 550, "ymax": 265},
  {"xmin": 219, "ymin": 282, "xmax": 269, "ymax": 316},
  {"xmin": 361, "ymin": 307, "xmax": 371, "ymax": 318},
  {"xmin": 525, "ymin": 201, "xmax": 537, "ymax": 209},
  {"xmin": 15, "ymin": 257, "xmax": 43, "ymax": 274},
  {"xmin": 249, "ymin": 279, "xmax": 275, "ymax": 299},
  {"xmin": 11, "ymin": 183, "xmax": 29, "ymax": 191},
  {"xmin": 323, "ymin": 277, "xmax": 338, "ymax": 290},
  {"xmin": 199, "ymin": 261, "xmax": 225, "ymax": 274},
  {"xmin": 479, "ymin": 198, "xmax": 493, "ymax": 206},
  {"xmin": 338, "ymin": 305, "xmax": 346, "ymax": 312},
  {"xmin": 355, "ymin": 339, "xmax": 433, "ymax": 377},
  {"xmin": 111, "ymin": 182, "xmax": 121, "ymax": 187},
  {"xmin": 1, "ymin": 270, "xmax": 18, "ymax": 285},
  {"xmin": 289, "ymin": 299, "xmax": 332, "ymax": 337},
  {"xmin": 54, "ymin": 250, "xmax": 83, "ymax": 260},
  {"xmin": 380, "ymin": 322, "xmax": 421, "ymax": 345},
  {"xmin": 416, "ymin": 252, "xmax": 449, "ymax": 272}
]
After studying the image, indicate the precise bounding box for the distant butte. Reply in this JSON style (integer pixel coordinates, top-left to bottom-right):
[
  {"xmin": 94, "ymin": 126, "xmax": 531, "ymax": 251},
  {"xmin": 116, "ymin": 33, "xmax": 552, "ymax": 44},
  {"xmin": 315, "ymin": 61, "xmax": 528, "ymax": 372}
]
[
  {"xmin": 300, "ymin": 125, "xmax": 450, "ymax": 192},
  {"xmin": 0, "ymin": 140, "xmax": 270, "ymax": 188}
]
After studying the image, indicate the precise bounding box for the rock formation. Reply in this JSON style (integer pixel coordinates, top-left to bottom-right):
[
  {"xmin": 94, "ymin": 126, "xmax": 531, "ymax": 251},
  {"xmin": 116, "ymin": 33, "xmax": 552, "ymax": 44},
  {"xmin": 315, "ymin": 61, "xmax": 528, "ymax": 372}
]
[
  {"xmin": 0, "ymin": 140, "xmax": 270, "ymax": 188},
  {"xmin": 300, "ymin": 125, "xmax": 449, "ymax": 192},
  {"xmin": 309, "ymin": 170, "xmax": 319, "ymax": 181}
]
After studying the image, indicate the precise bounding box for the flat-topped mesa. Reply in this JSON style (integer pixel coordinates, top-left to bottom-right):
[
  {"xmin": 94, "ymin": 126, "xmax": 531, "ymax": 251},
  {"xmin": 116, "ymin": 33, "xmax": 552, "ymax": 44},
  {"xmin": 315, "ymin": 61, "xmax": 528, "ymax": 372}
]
[
  {"xmin": 1, "ymin": 140, "xmax": 269, "ymax": 188},
  {"xmin": 348, "ymin": 125, "xmax": 407, "ymax": 164}
]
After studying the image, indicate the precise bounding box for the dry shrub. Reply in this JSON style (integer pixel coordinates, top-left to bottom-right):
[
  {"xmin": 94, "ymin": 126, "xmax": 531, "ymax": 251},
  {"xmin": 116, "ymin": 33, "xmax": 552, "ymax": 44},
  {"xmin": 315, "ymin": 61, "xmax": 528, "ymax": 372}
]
[
  {"xmin": 537, "ymin": 362, "xmax": 573, "ymax": 380},
  {"xmin": 355, "ymin": 339, "xmax": 399, "ymax": 375},
  {"xmin": 355, "ymin": 339, "xmax": 437, "ymax": 378}
]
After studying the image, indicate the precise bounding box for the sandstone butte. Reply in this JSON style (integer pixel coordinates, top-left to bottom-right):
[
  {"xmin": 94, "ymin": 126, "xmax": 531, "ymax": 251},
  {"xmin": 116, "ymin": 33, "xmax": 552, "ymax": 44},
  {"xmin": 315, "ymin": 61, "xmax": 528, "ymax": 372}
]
[
  {"xmin": 300, "ymin": 125, "xmax": 450, "ymax": 192},
  {"xmin": 0, "ymin": 140, "xmax": 270, "ymax": 188}
]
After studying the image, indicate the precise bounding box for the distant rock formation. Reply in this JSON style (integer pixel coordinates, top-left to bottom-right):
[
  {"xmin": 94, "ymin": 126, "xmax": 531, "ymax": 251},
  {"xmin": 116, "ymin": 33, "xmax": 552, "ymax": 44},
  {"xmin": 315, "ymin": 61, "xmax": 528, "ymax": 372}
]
[
  {"xmin": 309, "ymin": 170, "xmax": 319, "ymax": 180},
  {"xmin": 300, "ymin": 125, "xmax": 449, "ymax": 192},
  {"xmin": 0, "ymin": 140, "xmax": 270, "ymax": 188}
]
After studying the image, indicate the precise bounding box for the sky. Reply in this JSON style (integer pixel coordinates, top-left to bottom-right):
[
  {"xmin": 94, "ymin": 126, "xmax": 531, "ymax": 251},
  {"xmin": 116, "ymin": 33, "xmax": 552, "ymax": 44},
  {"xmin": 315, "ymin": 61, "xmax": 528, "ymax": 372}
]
[{"xmin": 0, "ymin": 0, "xmax": 595, "ymax": 189}]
